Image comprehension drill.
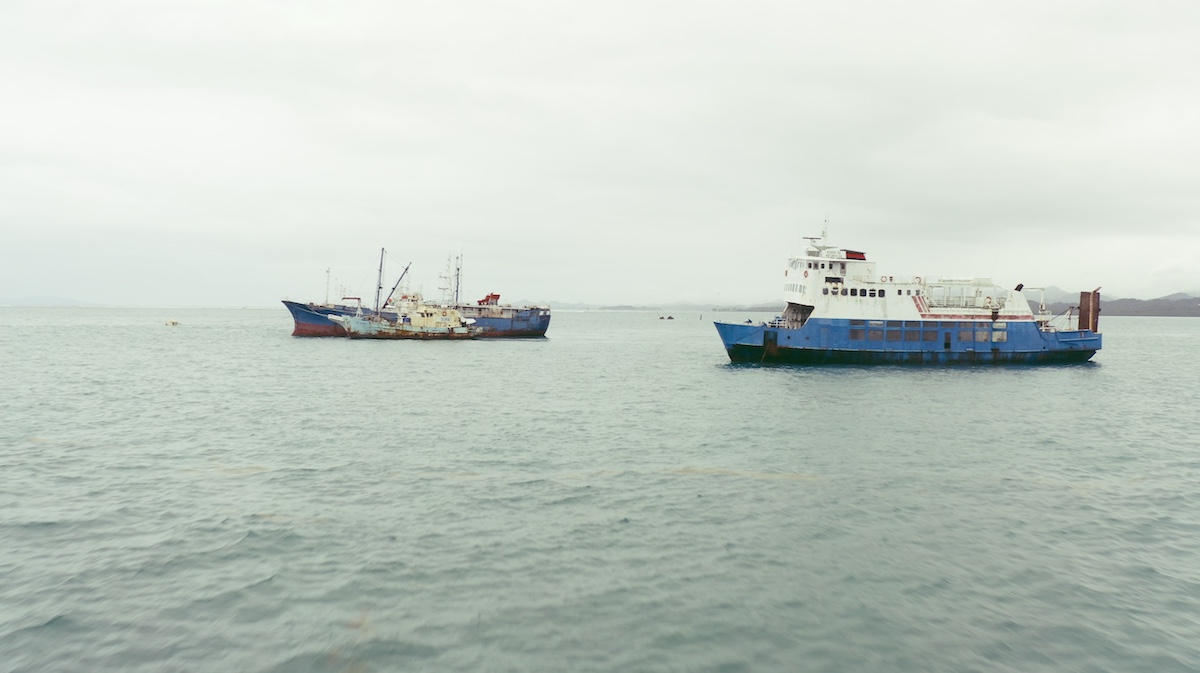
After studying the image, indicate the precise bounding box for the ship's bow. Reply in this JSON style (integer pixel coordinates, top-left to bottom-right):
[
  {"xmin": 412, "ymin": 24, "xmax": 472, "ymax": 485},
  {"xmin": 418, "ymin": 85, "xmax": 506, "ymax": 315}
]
[
  {"xmin": 283, "ymin": 300, "xmax": 347, "ymax": 337},
  {"xmin": 714, "ymin": 321, "xmax": 766, "ymax": 362}
]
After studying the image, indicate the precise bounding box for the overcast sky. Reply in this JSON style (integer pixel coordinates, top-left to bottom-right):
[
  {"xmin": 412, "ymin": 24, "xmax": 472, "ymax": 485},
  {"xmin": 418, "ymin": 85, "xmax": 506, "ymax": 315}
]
[{"xmin": 2, "ymin": 0, "xmax": 1198, "ymax": 306}]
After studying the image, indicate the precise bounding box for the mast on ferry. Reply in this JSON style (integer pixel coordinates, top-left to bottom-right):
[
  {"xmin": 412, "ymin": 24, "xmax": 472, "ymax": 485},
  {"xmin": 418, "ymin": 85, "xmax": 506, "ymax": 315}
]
[{"xmin": 803, "ymin": 226, "xmax": 834, "ymax": 255}]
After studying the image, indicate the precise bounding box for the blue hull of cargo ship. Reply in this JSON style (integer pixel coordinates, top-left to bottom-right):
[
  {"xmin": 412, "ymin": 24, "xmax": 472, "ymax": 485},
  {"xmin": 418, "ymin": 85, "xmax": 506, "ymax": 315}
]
[
  {"xmin": 282, "ymin": 301, "xmax": 374, "ymax": 337},
  {"xmin": 468, "ymin": 312, "xmax": 552, "ymax": 337},
  {"xmin": 282, "ymin": 300, "xmax": 550, "ymax": 338},
  {"xmin": 715, "ymin": 318, "xmax": 1100, "ymax": 365}
]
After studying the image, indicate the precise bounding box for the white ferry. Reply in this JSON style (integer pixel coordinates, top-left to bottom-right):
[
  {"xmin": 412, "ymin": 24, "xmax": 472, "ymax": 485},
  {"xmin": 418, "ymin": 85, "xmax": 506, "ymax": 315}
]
[{"xmin": 714, "ymin": 231, "xmax": 1101, "ymax": 364}]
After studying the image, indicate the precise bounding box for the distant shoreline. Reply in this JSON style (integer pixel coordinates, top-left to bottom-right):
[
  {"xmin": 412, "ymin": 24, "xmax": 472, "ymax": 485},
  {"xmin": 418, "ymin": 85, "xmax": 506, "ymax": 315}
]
[
  {"xmin": 3, "ymin": 296, "xmax": 1197, "ymax": 317},
  {"xmin": 1043, "ymin": 297, "xmax": 1200, "ymax": 317}
]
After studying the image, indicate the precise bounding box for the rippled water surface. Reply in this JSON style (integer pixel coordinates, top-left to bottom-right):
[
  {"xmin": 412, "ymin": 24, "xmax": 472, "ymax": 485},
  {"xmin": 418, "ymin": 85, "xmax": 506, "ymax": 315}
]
[{"xmin": 3, "ymin": 309, "xmax": 1199, "ymax": 672}]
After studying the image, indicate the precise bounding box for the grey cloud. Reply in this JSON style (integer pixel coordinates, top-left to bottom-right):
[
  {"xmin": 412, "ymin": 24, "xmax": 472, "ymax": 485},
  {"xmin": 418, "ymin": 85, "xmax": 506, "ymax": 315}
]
[{"xmin": 2, "ymin": 0, "xmax": 1197, "ymax": 304}]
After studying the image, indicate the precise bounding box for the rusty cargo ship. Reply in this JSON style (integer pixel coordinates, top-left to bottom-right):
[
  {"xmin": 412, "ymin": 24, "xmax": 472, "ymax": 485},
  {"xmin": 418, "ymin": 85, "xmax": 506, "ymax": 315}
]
[
  {"xmin": 283, "ymin": 253, "xmax": 550, "ymax": 338},
  {"xmin": 284, "ymin": 294, "xmax": 549, "ymax": 338}
]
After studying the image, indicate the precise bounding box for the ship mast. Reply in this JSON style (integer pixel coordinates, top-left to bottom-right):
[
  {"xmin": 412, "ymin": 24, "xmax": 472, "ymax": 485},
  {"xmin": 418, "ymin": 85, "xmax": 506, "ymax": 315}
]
[
  {"xmin": 374, "ymin": 248, "xmax": 385, "ymax": 314},
  {"xmin": 438, "ymin": 255, "xmax": 459, "ymax": 305},
  {"xmin": 803, "ymin": 224, "xmax": 835, "ymax": 256},
  {"xmin": 454, "ymin": 255, "xmax": 462, "ymax": 305},
  {"xmin": 382, "ymin": 262, "xmax": 412, "ymax": 308}
]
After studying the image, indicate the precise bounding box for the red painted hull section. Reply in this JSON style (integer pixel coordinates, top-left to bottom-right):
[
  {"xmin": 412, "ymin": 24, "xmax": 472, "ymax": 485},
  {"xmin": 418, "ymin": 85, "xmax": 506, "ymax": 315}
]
[{"xmin": 291, "ymin": 322, "xmax": 347, "ymax": 337}]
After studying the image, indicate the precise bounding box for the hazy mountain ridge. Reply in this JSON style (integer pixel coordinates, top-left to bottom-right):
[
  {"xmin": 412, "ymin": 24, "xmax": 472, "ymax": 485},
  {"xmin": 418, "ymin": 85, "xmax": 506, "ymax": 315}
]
[
  {"xmin": 1039, "ymin": 295, "xmax": 1200, "ymax": 317},
  {"xmin": 573, "ymin": 290, "xmax": 1200, "ymax": 317},
  {"xmin": 0, "ymin": 296, "xmax": 101, "ymax": 307},
  {"xmin": 3, "ymin": 291, "xmax": 1198, "ymax": 315}
]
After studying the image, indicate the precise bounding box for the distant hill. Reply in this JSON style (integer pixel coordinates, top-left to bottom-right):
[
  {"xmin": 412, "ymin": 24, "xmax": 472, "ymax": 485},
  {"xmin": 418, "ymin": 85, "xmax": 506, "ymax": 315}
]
[
  {"xmin": 1038, "ymin": 294, "xmax": 1200, "ymax": 317},
  {"xmin": 0, "ymin": 296, "xmax": 100, "ymax": 307},
  {"xmin": 503, "ymin": 290, "xmax": 1200, "ymax": 316},
  {"xmin": 596, "ymin": 301, "xmax": 734, "ymax": 312},
  {"xmin": 538, "ymin": 301, "xmax": 593, "ymax": 310},
  {"xmin": 577, "ymin": 293, "xmax": 1200, "ymax": 316},
  {"xmin": 1036, "ymin": 286, "xmax": 1082, "ymax": 304},
  {"xmin": 711, "ymin": 304, "xmax": 781, "ymax": 312}
]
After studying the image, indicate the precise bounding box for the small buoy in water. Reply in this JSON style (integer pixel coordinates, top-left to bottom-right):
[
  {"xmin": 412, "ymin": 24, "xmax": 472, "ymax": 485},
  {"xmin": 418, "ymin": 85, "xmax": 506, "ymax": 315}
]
[{"xmin": 166, "ymin": 320, "xmax": 179, "ymax": 326}]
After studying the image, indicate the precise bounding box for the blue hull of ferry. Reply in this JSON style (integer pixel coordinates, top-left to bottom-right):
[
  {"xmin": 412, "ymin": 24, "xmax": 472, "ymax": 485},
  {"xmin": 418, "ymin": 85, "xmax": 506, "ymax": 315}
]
[
  {"xmin": 283, "ymin": 300, "xmax": 550, "ymax": 338},
  {"xmin": 715, "ymin": 319, "xmax": 1100, "ymax": 365}
]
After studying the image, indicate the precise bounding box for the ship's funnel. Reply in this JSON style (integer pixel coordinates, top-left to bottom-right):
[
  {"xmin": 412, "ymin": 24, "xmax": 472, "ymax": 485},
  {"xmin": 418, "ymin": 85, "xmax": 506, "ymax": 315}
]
[{"xmin": 1078, "ymin": 289, "xmax": 1101, "ymax": 333}]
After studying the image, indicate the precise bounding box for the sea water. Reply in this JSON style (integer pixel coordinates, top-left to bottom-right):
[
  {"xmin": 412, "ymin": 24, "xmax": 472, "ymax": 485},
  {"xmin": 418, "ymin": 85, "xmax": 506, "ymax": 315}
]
[{"xmin": 2, "ymin": 308, "xmax": 1199, "ymax": 672}]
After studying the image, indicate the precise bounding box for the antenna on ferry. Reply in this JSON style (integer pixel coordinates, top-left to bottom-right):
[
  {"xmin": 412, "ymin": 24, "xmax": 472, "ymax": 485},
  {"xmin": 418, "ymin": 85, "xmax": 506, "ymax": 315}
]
[
  {"xmin": 803, "ymin": 219, "xmax": 835, "ymax": 253},
  {"xmin": 325, "ymin": 267, "xmax": 330, "ymax": 304}
]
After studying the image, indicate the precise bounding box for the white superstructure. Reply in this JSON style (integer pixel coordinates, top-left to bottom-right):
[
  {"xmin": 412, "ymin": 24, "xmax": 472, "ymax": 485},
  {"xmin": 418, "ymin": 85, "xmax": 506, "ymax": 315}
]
[{"xmin": 781, "ymin": 231, "xmax": 1038, "ymax": 324}]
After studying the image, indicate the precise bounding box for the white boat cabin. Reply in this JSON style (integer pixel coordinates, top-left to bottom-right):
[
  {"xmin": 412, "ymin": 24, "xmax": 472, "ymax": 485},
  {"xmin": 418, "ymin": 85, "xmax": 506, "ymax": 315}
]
[{"xmin": 781, "ymin": 232, "xmax": 1040, "ymax": 325}]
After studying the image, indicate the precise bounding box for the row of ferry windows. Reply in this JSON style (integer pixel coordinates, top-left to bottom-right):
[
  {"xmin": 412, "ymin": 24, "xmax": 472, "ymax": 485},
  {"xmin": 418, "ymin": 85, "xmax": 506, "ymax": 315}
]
[
  {"xmin": 851, "ymin": 320, "xmax": 1008, "ymax": 328},
  {"xmin": 848, "ymin": 329, "xmax": 1009, "ymax": 343},
  {"xmin": 820, "ymin": 288, "xmax": 923, "ymax": 297},
  {"xmin": 800, "ymin": 261, "xmax": 845, "ymax": 271}
]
